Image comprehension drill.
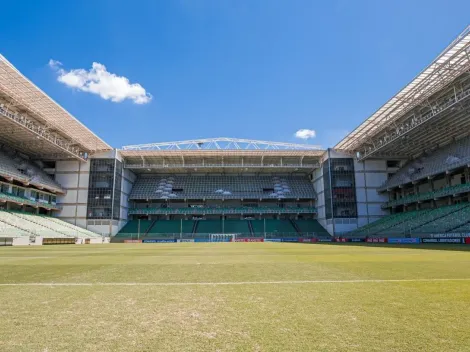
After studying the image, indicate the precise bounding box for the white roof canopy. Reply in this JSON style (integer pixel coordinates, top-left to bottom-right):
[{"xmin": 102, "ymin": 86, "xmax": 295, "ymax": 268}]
[
  {"xmin": 122, "ymin": 137, "xmax": 322, "ymax": 151},
  {"xmin": 335, "ymin": 26, "xmax": 470, "ymax": 152},
  {"xmin": 0, "ymin": 55, "xmax": 111, "ymax": 153}
]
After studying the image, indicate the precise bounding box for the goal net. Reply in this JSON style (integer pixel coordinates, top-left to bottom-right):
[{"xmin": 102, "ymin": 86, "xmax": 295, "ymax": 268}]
[{"xmin": 210, "ymin": 234, "xmax": 237, "ymax": 242}]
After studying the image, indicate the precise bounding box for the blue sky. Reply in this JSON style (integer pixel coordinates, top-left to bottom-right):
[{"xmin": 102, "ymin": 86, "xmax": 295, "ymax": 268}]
[{"xmin": 1, "ymin": 0, "xmax": 469, "ymax": 148}]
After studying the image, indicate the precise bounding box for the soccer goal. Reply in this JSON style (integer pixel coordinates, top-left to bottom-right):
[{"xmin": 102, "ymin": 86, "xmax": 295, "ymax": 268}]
[{"xmin": 210, "ymin": 234, "xmax": 237, "ymax": 242}]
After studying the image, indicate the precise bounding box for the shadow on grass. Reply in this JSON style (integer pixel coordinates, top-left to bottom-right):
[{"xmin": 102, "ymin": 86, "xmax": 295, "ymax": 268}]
[{"xmin": 317, "ymin": 242, "xmax": 470, "ymax": 252}]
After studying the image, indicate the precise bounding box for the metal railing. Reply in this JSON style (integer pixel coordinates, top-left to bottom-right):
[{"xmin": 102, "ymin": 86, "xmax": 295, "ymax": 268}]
[{"xmin": 129, "ymin": 207, "xmax": 317, "ymax": 215}]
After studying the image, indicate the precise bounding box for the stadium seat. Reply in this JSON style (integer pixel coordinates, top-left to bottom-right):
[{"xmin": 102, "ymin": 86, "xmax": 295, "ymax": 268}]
[
  {"xmin": 380, "ymin": 136, "xmax": 470, "ymax": 190},
  {"xmin": 0, "ymin": 210, "xmax": 101, "ymax": 238},
  {"xmin": 0, "ymin": 150, "xmax": 64, "ymax": 194},
  {"xmin": 130, "ymin": 175, "xmax": 316, "ymax": 200}
]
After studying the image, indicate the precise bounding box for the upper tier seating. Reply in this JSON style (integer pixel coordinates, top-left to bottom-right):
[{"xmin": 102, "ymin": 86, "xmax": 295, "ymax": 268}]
[
  {"xmin": 0, "ymin": 150, "xmax": 64, "ymax": 193},
  {"xmin": 380, "ymin": 136, "xmax": 470, "ymax": 190},
  {"xmin": 0, "ymin": 210, "xmax": 101, "ymax": 238},
  {"xmin": 384, "ymin": 182, "xmax": 470, "ymax": 208},
  {"xmin": 130, "ymin": 175, "xmax": 315, "ymax": 200}
]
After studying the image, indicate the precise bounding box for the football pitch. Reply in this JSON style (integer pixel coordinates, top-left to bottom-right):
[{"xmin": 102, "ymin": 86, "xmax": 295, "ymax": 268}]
[{"xmin": 1, "ymin": 243, "xmax": 470, "ymax": 352}]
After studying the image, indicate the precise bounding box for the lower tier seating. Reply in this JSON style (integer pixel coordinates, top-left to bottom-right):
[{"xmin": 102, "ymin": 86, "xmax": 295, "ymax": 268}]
[
  {"xmin": 0, "ymin": 210, "xmax": 101, "ymax": 238},
  {"xmin": 115, "ymin": 219, "xmax": 329, "ymax": 238},
  {"xmin": 351, "ymin": 202, "xmax": 470, "ymax": 236}
]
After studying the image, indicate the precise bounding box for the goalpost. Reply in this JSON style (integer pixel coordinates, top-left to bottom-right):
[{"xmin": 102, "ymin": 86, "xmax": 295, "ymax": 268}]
[{"xmin": 210, "ymin": 234, "xmax": 237, "ymax": 242}]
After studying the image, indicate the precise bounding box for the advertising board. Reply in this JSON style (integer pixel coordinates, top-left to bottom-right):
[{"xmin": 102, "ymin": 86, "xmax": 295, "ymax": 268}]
[
  {"xmin": 422, "ymin": 238, "xmax": 462, "ymax": 243},
  {"xmin": 366, "ymin": 238, "xmax": 387, "ymax": 243},
  {"xmin": 142, "ymin": 239, "xmax": 176, "ymax": 243},
  {"xmin": 234, "ymin": 238, "xmax": 264, "ymax": 242},
  {"xmin": 299, "ymin": 238, "xmax": 318, "ymax": 243},
  {"xmin": 387, "ymin": 238, "xmax": 420, "ymax": 244}
]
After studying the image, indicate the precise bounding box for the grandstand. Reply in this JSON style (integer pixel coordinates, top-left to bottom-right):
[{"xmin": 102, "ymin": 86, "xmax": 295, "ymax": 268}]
[
  {"xmin": 2, "ymin": 26, "xmax": 470, "ymax": 244},
  {"xmin": 0, "ymin": 54, "xmax": 107, "ymax": 243},
  {"xmin": 337, "ymin": 25, "xmax": 470, "ymax": 237},
  {"xmin": 115, "ymin": 139, "xmax": 328, "ymax": 240}
]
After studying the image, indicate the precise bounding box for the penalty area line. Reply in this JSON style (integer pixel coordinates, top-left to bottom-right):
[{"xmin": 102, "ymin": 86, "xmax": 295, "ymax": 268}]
[{"xmin": 1, "ymin": 278, "xmax": 470, "ymax": 286}]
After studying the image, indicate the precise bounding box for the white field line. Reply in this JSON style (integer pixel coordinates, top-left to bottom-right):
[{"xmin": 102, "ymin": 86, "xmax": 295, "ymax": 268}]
[{"xmin": 1, "ymin": 278, "xmax": 470, "ymax": 287}]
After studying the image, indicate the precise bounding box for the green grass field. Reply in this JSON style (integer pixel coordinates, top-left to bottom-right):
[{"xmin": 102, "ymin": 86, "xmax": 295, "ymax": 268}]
[{"xmin": 1, "ymin": 243, "xmax": 470, "ymax": 352}]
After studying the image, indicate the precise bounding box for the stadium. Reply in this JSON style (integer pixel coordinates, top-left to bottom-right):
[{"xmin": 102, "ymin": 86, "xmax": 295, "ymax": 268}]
[
  {"xmin": 1, "ymin": 21, "xmax": 470, "ymax": 352},
  {"xmin": 3, "ymin": 27, "xmax": 470, "ymax": 243}
]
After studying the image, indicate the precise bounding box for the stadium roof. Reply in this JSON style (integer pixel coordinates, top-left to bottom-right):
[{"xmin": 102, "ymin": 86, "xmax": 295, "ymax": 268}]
[
  {"xmin": 0, "ymin": 55, "xmax": 111, "ymax": 156},
  {"xmin": 121, "ymin": 149, "xmax": 324, "ymax": 158},
  {"xmin": 122, "ymin": 137, "xmax": 322, "ymax": 151},
  {"xmin": 335, "ymin": 26, "xmax": 470, "ymax": 158}
]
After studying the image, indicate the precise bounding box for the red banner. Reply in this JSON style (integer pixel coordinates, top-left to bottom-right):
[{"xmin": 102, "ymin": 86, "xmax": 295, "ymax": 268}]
[
  {"xmin": 124, "ymin": 239, "xmax": 142, "ymax": 243},
  {"xmin": 366, "ymin": 238, "xmax": 387, "ymax": 243},
  {"xmin": 334, "ymin": 238, "xmax": 348, "ymax": 242},
  {"xmin": 299, "ymin": 238, "xmax": 318, "ymax": 243},
  {"xmin": 465, "ymin": 238, "xmax": 470, "ymax": 244}
]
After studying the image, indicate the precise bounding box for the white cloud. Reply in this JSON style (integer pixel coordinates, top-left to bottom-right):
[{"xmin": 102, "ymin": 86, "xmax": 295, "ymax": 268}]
[
  {"xmin": 295, "ymin": 129, "xmax": 316, "ymax": 140},
  {"xmin": 49, "ymin": 59, "xmax": 152, "ymax": 104}
]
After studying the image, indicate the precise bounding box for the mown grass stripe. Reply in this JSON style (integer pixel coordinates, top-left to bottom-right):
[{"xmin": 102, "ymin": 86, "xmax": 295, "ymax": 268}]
[{"xmin": 1, "ymin": 278, "xmax": 470, "ymax": 286}]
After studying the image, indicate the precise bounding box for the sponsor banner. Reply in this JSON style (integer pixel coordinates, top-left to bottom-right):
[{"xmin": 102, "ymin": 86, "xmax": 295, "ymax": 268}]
[
  {"xmin": 318, "ymin": 238, "xmax": 332, "ymax": 242},
  {"xmin": 422, "ymin": 238, "xmax": 462, "ymax": 243},
  {"xmin": 429, "ymin": 233, "xmax": 470, "ymax": 238},
  {"xmin": 177, "ymin": 239, "xmax": 195, "ymax": 243},
  {"xmin": 350, "ymin": 238, "xmax": 365, "ymax": 242},
  {"xmin": 234, "ymin": 238, "xmax": 264, "ymax": 242},
  {"xmin": 124, "ymin": 239, "xmax": 142, "ymax": 243},
  {"xmin": 142, "ymin": 239, "xmax": 176, "ymax": 243},
  {"xmin": 334, "ymin": 238, "xmax": 348, "ymax": 242},
  {"xmin": 264, "ymin": 238, "xmax": 282, "ymax": 242},
  {"xmin": 281, "ymin": 238, "xmax": 299, "ymax": 242},
  {"xmin": 194, "ymin": 238, "xmax": 211, "ymax": 242},
  {"xmin": 465, "ymin": 238, "xmax": 470, "ymax": 244},
  {"xmin": 366, "ymin": 238, "xmax": 387, "ymax": 243},
  {"xmin": 299, "ymin": 238, "xmax": 318, "ymax": 243},
  {"xmin": 387, "ymin": 238, "xmax": 420, "ymax": 244}
]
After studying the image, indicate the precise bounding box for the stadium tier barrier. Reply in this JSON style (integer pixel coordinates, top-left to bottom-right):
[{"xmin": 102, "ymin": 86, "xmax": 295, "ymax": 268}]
[
  {"xmin": 0, "ymin": 190, "xmax": 60, "ymax": 210},
  {"xmin": 382, "ymin": 183, "xmax": 470, "ymax": 209},
  {"xmin": 128, "ymin": 206, "xmax": 317, "ymax": 215}
]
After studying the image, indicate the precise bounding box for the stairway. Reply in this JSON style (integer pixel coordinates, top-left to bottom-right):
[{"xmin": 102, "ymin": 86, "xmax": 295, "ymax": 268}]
[
  {"xmin": 289, "ymin": 219, "xmax": 302, "ymax": 235},
  {"xmin": 192, "ymin": 220, "xmax": 199, "ymax": 234},
  {"xmin": 144, "ymin": 219, "xmax": 157, "ymax": 236},
  {"xmin": 247, "ymin": 220, "xmax": 254, "ymax": 236}
]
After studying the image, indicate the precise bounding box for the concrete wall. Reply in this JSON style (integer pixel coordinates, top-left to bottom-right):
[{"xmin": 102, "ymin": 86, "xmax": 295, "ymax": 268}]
[
  {"xmin": 320, "ymin": 149, "xmax": 391, "ymax": 234},
  {"xmin": 55, "ymin": 149, "xmax": 136, "ymax": 236},
  {"xmin": 55, "ymin": 159, "xmax": 90, "ymax": 229},
  {"xmin": 312, "ymin": 161, "xmax": 328, "ymax": 232}
]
